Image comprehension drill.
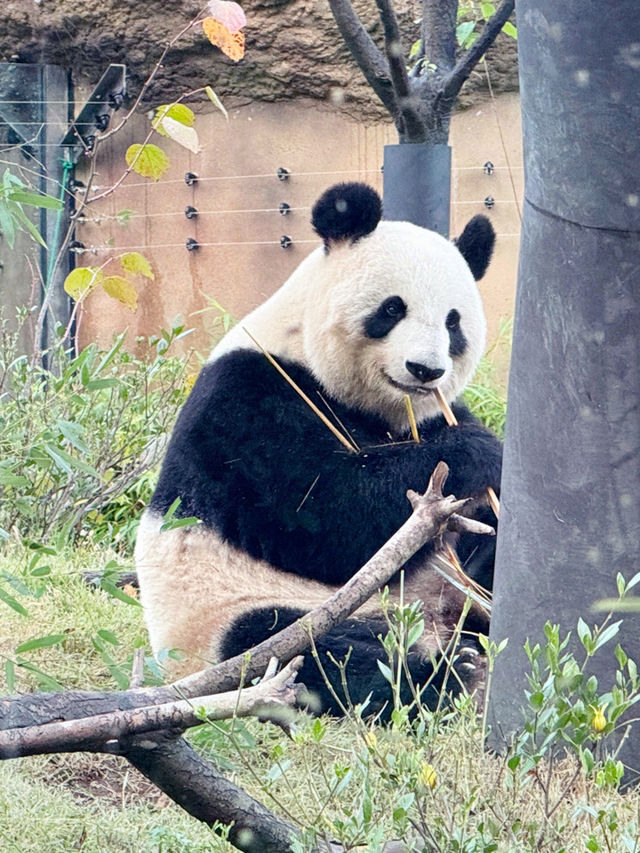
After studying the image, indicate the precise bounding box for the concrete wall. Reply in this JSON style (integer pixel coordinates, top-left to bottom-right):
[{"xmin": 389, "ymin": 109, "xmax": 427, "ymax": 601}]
[{"xmin": 77, "ymin": 94, "xmax": 522, "ymax": 361}]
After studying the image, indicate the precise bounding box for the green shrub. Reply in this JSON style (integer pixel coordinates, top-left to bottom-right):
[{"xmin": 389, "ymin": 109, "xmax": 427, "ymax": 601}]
[{"xmin": 0, "ymin": 313, "xmax": 191, "ymax": 551}]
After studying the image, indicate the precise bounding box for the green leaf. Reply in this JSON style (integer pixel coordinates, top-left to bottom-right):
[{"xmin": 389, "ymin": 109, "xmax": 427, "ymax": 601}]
[
  {"xmin": 100, "ymin": 578, "xmax": 141, "ymax": 607},
  {"xmin": 125, "ymin": 144, "xmax": 170, "ymax": 181},
  {"xmin": 7, "ymin": 189, "xmax": 63, "ymax": 210},
  {"xmin": 592, "ymin": 620, "xmax": 622, "ymax": 653},
  {"xmin": 44, "ymin": 443, "xmax": 101, "ymax": 479},
  {"xmin": 101, "ymin": 275, "xmax": 138, "ymax": 311},
  {"xmin": 63, "ymin": 267, "xmax": 104, "ymax": 301},
  {"xmin": 160, "ymin": 515, "xmax": 201, "ymax": 532},
  {"xmin": 15, "ymin": 633, "xmax": 66, "ymax": 654},
  {"xmin": 97, "ymin": 629, "xmax": 120, "ymax": 646},
  {"xmin": 4, "ymin": 660, "xmax": 16, "ymax": 692},
  {"xmin": 0, "ymin": 585, "xmax": 29, "ymax": 616},
  {"xmin": 56, "ymin": 418, "xmax": 88, "ymax": 453},
  {"xmin": 376, "ymin": 659, "xmax": 393, "ymax": 685},
  {"xmin": 205, "ymin": 85, "xmax": 228, "ymax": 120},
  {"xmin": 30, "ymin": 565, "xmax": 51, "ymax": 577},
  {"xmin": 481, "ymin": 2, "xmax": 496, "ymax": 19},
  {"xmin": 0, "ymin": 466, "xmax": 29, "ymax": 487},
  {"xmin": 456, "ymin": 21, "xmax": 476, "ymax": 47},
  {"xmin": 16, "ymin": 661, "xmax": 63, "ymax": 690},
  {"xmin": 502, "ymin": 21, "xmax": 518, "ymax": 38},
  {"xmin": 11, "ymin": 205, "xmax": 47, "ymax": 247},
  {"xmin": 152, "ymin": 103, "xmax": 195, "ymax": 136},
  {"xmin": 0, "ymin": 201, "xmax": 16, "ymax": 248},
  {"xmin": 120, "ymin": 251, "xmax": 155, "ymax": 280},
  {"xmin": 85, "ymin": 377, "xmax": 119, "ymax": 391}
]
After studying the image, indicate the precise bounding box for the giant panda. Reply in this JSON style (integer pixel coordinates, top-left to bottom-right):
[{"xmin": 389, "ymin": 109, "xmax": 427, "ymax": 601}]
[{"xmin": 135, "ymin": 182, "xmax": 502, "ymax": 717}]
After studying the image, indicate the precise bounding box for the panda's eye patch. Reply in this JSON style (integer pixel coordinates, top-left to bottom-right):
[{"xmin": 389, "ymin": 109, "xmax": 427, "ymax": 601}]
[
  {"xmin": 364, "ymin": 296, "xmax": 407, "ymax": 339},
  {"xmin": 446, "ymin": 309, "xmax": 461, "ymax": 330},
  {"xmin": 446, "ymin": 309, "xmax": 467, "ymax": 356}
]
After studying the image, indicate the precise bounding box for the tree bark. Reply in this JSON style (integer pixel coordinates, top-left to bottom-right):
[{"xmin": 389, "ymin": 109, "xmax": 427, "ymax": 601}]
[{"xmin": 487, "ymin": 0, "xmax": 640, "ymax": 784}]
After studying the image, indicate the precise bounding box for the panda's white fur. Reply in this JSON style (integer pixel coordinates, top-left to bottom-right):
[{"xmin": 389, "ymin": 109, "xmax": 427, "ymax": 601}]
[{"xmin": 136, "ymin": 184, "xmax": 500, "ymax": 695}]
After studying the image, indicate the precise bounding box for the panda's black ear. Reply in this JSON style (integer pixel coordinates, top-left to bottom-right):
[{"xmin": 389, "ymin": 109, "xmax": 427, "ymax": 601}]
[
  {"xmin": 312, "ymin": 183, "xmax": 382, "ymax": 250},
  {"xmin": 454, "ymin": 215, "xmax": 495, "ymax": 280}
]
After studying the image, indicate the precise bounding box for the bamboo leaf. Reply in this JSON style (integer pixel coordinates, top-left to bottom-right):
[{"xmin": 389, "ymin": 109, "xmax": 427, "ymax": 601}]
[
  {"xmin": 8, "ymin": 189, "xmax": 63, "ymax": 209},
  {"xmin": 0, "ymin": 585, "xmax": 29, "ymax": 616},
  {"xmin": 15, "ymin": 633, "xmax": 66, "ymax": 654}
]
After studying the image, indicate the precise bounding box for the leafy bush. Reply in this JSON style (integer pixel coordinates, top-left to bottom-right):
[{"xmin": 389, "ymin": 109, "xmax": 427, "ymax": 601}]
[{"xmin": 0, "ymin": 313, "xmax": 191, "ymax": 551}]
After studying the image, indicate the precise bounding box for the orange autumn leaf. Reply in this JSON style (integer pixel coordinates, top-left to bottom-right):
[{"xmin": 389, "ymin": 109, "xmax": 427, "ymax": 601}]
[{"xmin": 202, "ymin": 17, "xmax": 245, "ymax": 61}]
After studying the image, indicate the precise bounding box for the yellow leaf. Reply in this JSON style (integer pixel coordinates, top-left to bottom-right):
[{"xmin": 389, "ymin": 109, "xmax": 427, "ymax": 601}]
[
  {"xmin": 205, "ymin": 85, "xmax": 228, "ymax": 120},
  {"xmin": 102, "ymin": 275, "xmax": 138, "ymax": 311},
  {"xmin": 152, "ymin": 103, "xmax": 195, "ymax": 137},
  {"xmin": 125, "ymin": 144, "xmax": 170, "ymax": 181},
  {"xmin": 161, "ymin": 116, "xmax": 201, "ymax": 154},
  {"xmin": 120, "ymin": 251, "xmax": 155, "ymax": 280},
  {"xmin": 63, "ymin": 267, "xmax": 104, "ymax": 301},
  {"xmin": 202, "ymin": 17, "xmax": 245, "ymax": 61}
]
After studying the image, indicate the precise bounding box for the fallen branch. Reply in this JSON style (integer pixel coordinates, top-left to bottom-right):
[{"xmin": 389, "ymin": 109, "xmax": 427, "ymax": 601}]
[{"xmin": 0, "ymin": 657, "xmax": 304, "ymax": 760}]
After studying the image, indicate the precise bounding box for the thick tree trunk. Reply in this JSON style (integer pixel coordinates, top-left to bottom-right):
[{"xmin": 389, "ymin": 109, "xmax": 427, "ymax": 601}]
[{"xmin": 487, "ymin": 0, "xmax": 640, "ymax": 782}]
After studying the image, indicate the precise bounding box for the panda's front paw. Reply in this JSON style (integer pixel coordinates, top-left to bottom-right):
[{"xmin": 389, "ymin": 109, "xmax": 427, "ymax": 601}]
[{"xmin": 453, "ymin": 644, "xmax": 487, "ymax": 708}]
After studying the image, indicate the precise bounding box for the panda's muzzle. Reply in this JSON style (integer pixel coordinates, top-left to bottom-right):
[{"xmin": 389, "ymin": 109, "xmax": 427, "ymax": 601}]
[{"xmin": 382, "ymin": 367, "xmax": 444, "ymax": 395}]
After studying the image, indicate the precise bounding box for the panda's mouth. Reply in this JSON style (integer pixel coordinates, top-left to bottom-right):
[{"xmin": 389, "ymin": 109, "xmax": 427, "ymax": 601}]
[{"xmin": 382, "ymin": 371, "xmax": 440, "ymax": 395}]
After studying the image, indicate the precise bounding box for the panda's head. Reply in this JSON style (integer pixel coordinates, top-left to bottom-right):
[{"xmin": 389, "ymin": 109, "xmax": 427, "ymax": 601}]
[{"xmin": 299, "ymin": 182, "xmax": 495, "ymax": 431}]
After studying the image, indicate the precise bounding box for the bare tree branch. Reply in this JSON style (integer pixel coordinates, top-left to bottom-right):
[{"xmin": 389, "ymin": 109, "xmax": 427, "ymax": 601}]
[
  {"xmin": 375, "ymin": 0, "xmax": 426, "ymax": 140},
  {"xmin": 442, "ymin": 0, "xmax": 515, "ymax": 105},
  {"xmin": 326, "ymin": 0, "xmax": 397, "ymax": 116},
  {"xmin": 0, "ymin": 658, "xmax": 304, "ymax": 759}
]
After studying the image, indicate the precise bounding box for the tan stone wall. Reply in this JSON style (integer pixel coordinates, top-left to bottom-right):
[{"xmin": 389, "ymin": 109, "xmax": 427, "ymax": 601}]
[{"xmin": 77, "ymin": 94, "xmax": 522, "ymax": 361}]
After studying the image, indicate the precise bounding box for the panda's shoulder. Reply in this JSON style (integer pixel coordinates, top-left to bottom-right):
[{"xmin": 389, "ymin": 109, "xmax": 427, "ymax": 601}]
[{"xmin": 190, "ymin": 348, "xmax": 317, "ymax": 409}]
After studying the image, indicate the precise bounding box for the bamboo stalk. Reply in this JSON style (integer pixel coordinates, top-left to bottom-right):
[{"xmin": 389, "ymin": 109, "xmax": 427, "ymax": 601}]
[
  {"xmin": 404, "ymin": 394, "xmax": 420, "ymax": 443},
  {"xmin": 243, "ymin": 327, "xmax": 359, "ymax": 454},
  {"xmin": 434, "ymin": 387, "xmax": 501, "ymax": 518}
]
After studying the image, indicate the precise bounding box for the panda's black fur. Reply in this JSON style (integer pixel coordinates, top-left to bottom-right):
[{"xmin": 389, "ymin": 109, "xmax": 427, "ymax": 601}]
[{"xmin": 137, "ymin": 182, "xmax": 502, "ymax": 718}]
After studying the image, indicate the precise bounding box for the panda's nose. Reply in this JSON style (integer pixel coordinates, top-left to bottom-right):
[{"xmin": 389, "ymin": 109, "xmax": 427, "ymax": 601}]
[{"xmin": 405, "ymin": 361, "xmax": 445, "ymax": 383}]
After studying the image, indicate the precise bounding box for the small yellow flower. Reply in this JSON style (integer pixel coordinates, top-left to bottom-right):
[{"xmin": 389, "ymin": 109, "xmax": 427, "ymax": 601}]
[
  {"xmin": 363, "ymin": 731, "xmax": 378, "ymax": 751},
  {"xmin": 418, "ymin": 761, "xmax": 437, "ymax": 790},
  {"xmin": 592, "ymin": 705, "xmax": 607, "ymax": 733}
]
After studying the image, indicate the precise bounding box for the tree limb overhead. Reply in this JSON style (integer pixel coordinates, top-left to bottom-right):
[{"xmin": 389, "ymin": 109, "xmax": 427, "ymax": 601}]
[
  {"xmin": 327, "ymin": 0, "xmax": 397, "ymax": 116},
  {"xmin": 442, "ymin": 0, "xmax": 516, "ymax": 106}
]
